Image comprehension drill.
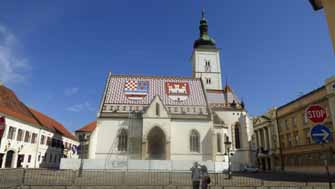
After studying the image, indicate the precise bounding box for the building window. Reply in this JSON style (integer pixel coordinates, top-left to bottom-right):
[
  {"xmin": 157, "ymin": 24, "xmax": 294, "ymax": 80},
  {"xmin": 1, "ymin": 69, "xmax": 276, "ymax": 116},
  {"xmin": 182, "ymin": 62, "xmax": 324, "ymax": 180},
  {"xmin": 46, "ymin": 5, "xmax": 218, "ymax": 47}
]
[
  {"xmin": 217, "ymin": 133, "xmax": 222, "ymax": 153},
  {"xmin": 40, "ymin": 135, "xmax": 45, "ymax": 145},
  {"xmin": 117, "ymin": 129, "xmax": 128, "ymax": 152},
  {"xmin": 292, "ymin": 117, "xmax": 297, "ymax": 127},
  {"xmin": 31, "ymin": 133, "xmax": 37, "ymax": 143},
  {"xmin": 7, "ymin": 127, "xmax": 16, "ymax": 140},
  {"xmin": 285, "ymin": 119, "xmax": 288, "ymax": 129},
  {"xmin": 156, "ymin": 103, "xmax": 160, "ymax": 116},
  {"xmin": 17, "ymin": 129, "xmax": 23, "ymax": 141},
  {"xmin": 28, "ymin": 155, "xmax": 31, "ymax": 163},
  {"xmin": 47, "ymin": 137, "xmax": 52, "ymax": 146},
  {"xmin": 234, "ymin": 124, "xmax": 241, "ymax": 149},
  {"xmin": 287, "ymin": 134, "xmax": 292, "ymax": 147},
  {"xmin": 49, "ymin": 154, "xmax": 53, "ymax": 162},
  {"xmin": 206, "ymin": 78, "xmax": 211, "ymax": 84},
  {"xmin": 304, "ymin": 128, "xmax": 311, "ymax": 144},
  {"xmin": 205, "ymin": 60, "xmax": 211, "ymax": 72},
  {"xmin": 24, "ymin": 131, "xmax": 30, "ymax": 142},
  {"xmin": 302, "ymin": 113, "xmax": 308, "ymax": 124},
  {"xmin": 294, "ymin": 132, "xmax": 299, "ymax": 145},
  {"xmin": 190, "ymin": 129, "xmax": 200, "ymax": 152}
]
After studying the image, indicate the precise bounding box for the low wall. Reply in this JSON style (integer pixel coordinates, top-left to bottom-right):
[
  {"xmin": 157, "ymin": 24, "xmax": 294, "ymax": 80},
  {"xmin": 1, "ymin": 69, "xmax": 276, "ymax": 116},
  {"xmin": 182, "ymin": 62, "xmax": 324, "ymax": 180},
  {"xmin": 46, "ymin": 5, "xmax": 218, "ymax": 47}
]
[
  {"xmin": 0, "ymin": 169, "xmax": 332, "ymax": 189},
  {"xmin": 60, "ymin": 159, "xmax": 229, "ymax": 172},
  {"xmin": 285, "ymin": 165, "xmax": 335, "ymax": 174}
]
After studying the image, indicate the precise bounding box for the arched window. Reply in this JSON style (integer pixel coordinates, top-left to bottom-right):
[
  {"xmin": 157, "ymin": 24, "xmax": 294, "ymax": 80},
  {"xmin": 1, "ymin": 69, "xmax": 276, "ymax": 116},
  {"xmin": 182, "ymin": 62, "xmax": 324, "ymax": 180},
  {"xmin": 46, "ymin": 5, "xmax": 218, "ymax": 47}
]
[
  {"xmin": 117, "ymin": 129, "xmax": 128, "ymax": 152},
  {"xmin": 217, "ymin": 133, "xmax": 222, "ymax": 153},
  {"xmin": 234, "ymin": 124, "xmax": 241, "ymax": 149},
  {"xmin": 17, "ymin": 129, "xmax": 23, "ymax": 141},
  {"xmin": 156, "ymin": 103, "xmax": 160, "ymax": 116},
  {"xmin": 190, "ymin": 130, "xmax": 200, "ymax": 152},
  {"xmin": 205, "ymin": 60, "xmax": 211, "ymax": 72}
]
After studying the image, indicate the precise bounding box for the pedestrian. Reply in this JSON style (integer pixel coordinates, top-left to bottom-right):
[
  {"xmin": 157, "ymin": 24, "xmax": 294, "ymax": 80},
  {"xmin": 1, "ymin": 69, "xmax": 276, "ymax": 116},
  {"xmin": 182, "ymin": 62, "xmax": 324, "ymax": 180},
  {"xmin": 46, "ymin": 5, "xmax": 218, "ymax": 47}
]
[
  {"xmin": 190, "ymin": 162, "xmax": 201, "ymax": 189},
  {"xmin": 201, "ymin": 165, "xmax": 210, "ymax": 189}
]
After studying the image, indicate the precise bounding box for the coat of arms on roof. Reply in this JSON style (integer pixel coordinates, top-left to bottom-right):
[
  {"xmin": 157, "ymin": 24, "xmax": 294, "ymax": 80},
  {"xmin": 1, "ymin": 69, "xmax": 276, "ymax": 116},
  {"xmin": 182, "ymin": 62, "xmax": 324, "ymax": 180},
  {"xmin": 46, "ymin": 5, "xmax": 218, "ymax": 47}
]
[
  {"xmin": 165, "ymin": 82, "xmax": 190, "ymax": 101},
  {"xmin": 124, "ymin": 80, "xmax": 149, "ymax": 100}
]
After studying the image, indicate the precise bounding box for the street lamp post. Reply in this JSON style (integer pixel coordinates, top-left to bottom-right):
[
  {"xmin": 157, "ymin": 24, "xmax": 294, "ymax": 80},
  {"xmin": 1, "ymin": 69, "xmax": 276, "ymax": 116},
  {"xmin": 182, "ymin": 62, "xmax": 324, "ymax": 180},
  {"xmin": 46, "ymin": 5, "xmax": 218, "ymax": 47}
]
[
  {"xmin": 78, "ymin": 134, "xmax": 87, "ymax": 177},
  {"xmin": 224, "ymin": 141, "xmax": 232, "ymax": 179}
]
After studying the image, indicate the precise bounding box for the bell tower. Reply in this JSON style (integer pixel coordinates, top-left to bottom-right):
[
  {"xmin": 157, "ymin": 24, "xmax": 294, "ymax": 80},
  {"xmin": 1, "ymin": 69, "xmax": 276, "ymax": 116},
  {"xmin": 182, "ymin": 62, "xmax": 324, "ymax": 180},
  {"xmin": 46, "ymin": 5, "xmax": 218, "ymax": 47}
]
[{"xmin": 191, "ymin": 10, "xmax": 222, "ymax": 90}]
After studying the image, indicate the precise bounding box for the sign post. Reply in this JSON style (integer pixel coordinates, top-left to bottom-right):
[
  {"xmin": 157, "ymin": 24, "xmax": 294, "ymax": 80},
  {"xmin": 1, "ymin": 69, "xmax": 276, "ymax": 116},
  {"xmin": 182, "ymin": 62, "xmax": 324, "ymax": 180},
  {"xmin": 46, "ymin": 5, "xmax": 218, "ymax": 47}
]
[{"xmin": 307, "ymin": 104, "xmax": 332, "ymax": 189}]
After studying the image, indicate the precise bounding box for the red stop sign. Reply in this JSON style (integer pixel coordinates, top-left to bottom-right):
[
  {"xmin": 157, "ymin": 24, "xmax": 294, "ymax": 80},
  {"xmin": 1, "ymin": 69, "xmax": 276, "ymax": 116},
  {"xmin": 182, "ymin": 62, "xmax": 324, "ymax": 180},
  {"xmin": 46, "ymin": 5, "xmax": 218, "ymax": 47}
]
[{"xmin": 305, "ymin": 105, "xmax": 327, "ymax": 123}]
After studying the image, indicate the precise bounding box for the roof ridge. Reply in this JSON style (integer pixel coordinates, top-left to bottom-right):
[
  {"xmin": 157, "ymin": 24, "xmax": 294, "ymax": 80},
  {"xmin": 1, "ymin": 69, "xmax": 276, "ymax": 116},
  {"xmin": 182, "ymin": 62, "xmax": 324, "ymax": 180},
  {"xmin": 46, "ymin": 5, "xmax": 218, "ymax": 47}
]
[
  {"xmin": 76, "ymin": 120, "xmax": 96, "ymax": 132},
  {"xmin": 110, "ymin": 74, "xmax": 200, "ymax": 80}
]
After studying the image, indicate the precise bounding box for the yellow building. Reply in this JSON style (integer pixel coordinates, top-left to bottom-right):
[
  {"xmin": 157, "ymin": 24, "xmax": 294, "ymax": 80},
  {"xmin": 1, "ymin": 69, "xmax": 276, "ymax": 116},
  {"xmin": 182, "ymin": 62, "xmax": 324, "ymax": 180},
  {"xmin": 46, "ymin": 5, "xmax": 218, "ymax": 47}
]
[
  {"xmin": 310, "ymin": 0, "xmax": 335, "ymax": 54},
  {"xmin": 276, "ymin": 76, "xmax": 335, "ymax": 173}
]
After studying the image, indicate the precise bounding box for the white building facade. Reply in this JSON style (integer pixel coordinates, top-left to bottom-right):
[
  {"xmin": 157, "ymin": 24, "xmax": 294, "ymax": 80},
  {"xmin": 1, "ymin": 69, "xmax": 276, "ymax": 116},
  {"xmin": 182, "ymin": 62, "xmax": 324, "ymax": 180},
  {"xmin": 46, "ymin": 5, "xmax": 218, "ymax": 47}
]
[
  {"xmin": 0, "ymin": 85, "xmax": 79, "ymax": 169},
  {"xmin": 87, "ymin": 11, "xmax": 254, "ymax": 171}
]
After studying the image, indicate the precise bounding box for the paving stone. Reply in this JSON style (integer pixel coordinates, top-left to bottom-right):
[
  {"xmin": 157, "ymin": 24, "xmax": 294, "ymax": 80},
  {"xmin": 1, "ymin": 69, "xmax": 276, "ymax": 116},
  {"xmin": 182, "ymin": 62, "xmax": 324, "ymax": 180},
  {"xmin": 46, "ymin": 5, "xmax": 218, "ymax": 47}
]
[
  {"xmin": 163, "ymin": 186, "xmax": 177, "ymax": 189},
  {"xmin": 209, "ymin": 186, "xmax": 223, "ymax": 189},
  {"xmin": 31, "ymin": 186, "xmax": 66, "ymax": 189},
  {"xmin": 136, "ymin": 186, "xmax": 163, "ymax": 189},
  {"xmin": 176, "ymin": 186, "xmax": 192, "ymax": 189}
]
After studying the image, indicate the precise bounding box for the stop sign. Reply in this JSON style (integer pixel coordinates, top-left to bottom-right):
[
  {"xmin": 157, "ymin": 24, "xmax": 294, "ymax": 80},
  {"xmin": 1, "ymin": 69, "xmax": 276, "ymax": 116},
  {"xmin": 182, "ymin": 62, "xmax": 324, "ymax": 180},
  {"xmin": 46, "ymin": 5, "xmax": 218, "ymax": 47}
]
[{"xmin": 305, "ymin": 104, "xmax": 327, "ymax": 123}]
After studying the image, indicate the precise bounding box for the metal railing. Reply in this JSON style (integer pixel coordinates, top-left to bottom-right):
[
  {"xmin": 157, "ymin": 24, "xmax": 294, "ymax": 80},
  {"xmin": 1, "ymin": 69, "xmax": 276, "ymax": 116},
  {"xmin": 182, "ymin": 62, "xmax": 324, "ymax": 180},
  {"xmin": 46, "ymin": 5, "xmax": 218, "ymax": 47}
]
[{"xmin": 0, "ymin": 168, "xmax": 334, "ymax": 188}]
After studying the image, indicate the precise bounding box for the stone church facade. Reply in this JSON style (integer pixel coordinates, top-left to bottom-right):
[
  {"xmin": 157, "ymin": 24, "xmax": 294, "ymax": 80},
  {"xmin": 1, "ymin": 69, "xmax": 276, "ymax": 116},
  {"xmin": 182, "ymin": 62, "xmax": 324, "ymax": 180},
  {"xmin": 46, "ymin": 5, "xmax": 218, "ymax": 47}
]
[{"xmin": 87, "ymin": 11, "xmax": 254, "ymax": 171}]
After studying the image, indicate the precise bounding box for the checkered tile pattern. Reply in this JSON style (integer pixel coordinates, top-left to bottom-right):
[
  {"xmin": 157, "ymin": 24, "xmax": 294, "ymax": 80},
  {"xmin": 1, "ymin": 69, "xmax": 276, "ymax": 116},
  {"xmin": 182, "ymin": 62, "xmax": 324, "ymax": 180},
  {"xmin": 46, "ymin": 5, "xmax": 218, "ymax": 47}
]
[
  {"xmin": 124, "ymin": 80, "xmax": 137, "ymax": 91},
  {"xmin": 103, "ymin": 75, "xmax": 208, "ymax": 107}
]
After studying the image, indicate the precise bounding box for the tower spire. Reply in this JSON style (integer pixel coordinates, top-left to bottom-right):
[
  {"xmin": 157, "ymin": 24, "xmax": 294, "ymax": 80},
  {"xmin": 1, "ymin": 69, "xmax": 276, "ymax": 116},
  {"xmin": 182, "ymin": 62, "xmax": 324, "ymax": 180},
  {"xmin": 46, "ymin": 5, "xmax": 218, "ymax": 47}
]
[
  {"xmin": 201, "ymin": 9, "xmax": 205, "ymax": 20},
  {"xmin": 193, "ymin": 9, "xmax": 216, "ymax": 49}
]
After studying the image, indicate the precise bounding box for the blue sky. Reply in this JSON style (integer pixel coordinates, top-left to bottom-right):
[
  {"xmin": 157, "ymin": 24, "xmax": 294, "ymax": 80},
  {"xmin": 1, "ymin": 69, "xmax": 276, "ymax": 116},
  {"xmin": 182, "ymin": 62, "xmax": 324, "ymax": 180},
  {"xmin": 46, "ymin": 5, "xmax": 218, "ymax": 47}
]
[{"xmin": 0, "ymin": 1, "xmax": 334, "ymax": 132}]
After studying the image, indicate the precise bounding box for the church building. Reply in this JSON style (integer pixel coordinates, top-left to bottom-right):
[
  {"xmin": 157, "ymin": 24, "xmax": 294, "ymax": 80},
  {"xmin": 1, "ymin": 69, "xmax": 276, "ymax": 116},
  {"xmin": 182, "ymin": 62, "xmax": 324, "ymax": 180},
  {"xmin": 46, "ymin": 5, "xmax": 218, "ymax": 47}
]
[{"xmin": 85, "ymin": 11, "xmax": 254, "ymax": 171}]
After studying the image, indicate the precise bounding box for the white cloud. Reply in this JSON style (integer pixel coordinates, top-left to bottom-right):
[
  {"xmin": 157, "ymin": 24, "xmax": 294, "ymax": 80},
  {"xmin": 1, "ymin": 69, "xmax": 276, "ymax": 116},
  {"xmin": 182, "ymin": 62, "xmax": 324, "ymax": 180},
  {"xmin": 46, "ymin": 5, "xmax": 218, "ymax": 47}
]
[
  {"xmin": 64, "ymin": 87, "xmax": 79, "ymax": 96},
  {"xmin": 66, "ymin": 102, "xmax": 95, "ymax": 112},
  {"xmin": 0, "ymin": 25, "xmax": 30, "ymax": 84}
]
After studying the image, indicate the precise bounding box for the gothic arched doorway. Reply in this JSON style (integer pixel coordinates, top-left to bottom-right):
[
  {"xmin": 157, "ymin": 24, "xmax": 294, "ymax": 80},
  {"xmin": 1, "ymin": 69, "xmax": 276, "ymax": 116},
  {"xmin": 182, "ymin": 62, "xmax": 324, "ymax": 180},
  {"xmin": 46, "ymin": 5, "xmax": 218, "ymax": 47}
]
[
  {"xmin": 147, "ymin": 127, "xmax": 166, "ymax": 160},
  {"xmin": 5, "ymin": 150, "xmax": 14, "ymax": 168}
]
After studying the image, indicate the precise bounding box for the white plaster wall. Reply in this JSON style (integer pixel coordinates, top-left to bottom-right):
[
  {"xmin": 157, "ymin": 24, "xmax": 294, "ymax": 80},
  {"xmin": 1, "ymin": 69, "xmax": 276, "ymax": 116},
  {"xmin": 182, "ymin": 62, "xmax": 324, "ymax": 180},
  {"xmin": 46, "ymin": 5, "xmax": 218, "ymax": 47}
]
[
  {"xmin": 213, "ymin": 127, "xmax": 228, "ymax": 162},
  {"xmin": 192, "ymin": 49, "xmax": 222, "ymax": 90},
  {"xmin": 94, "ymin": 118, "xmax": 142, "ymax": 160},
  {"xmin": 214, "ymin": 110, "xmax": 253, "ymax": 171},
  {"xmin": 170, "ymin": 119, "xmax": 212, "ymax": 161},
  {"xmin": 60, "ymin": 159, "xmax": 228, "ymax": 172}
]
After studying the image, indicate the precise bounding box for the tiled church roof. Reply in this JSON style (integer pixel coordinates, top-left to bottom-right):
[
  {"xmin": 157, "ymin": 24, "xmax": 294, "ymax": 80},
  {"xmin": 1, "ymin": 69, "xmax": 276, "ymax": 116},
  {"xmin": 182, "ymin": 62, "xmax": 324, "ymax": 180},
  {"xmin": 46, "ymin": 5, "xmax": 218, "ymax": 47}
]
[
  {"xmin": 206, "ymin": 85, "xmax": 241, "ymax": 105},
  {"xmin": 76, "ymin": 120, "xmax": 96, "ymax": 132},
  {"xmin": 102, "ymin": 74, "xmax": 208, "ymax": 107},
  {"xmin": 0, "ymin": 85, "xmax": 77, "ymax": 141}
]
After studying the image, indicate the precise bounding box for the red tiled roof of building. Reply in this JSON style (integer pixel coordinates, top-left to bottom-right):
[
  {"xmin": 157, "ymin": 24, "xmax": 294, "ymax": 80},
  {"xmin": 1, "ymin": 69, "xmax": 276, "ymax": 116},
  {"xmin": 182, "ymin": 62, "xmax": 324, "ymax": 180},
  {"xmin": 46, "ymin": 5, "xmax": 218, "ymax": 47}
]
[
  {"xmin": 0, "ymin": 85, "xmax": 77, "ymax": 141},
  {"xmin": 0, "ymin": 85, "xmax": 41, "ymax": 126},
  {"xmin": 76, "ymin": 121, "xmax": 96, "ymax": 132},
  {"xmin": 29, "ymin": 108, "xmax": 77, "ymax": 140}
]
